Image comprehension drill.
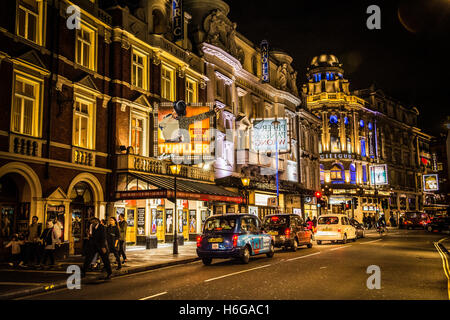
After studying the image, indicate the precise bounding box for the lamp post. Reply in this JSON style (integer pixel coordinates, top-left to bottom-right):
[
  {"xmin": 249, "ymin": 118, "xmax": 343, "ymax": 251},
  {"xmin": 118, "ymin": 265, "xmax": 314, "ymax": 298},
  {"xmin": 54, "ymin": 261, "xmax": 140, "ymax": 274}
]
[
  {"xmin": 272, "ymin": 119, "xmax": 280, "ymax": 211},
  {"xmin": 169, "ymin": 164, "xmax": 181, "ymax": 255},
  {"xmin": 241, "ymin": 177, "xmax": 250, "ymax": 213}
]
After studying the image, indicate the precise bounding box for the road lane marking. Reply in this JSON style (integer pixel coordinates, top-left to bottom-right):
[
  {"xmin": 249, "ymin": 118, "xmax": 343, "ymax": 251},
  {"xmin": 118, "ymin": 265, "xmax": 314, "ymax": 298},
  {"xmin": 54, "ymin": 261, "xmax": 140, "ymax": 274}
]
[
  {"xmin": 139, "ymin": 291, "xmax": 168, "ymax": 300},
  {"xmin": 204, "ymin": 264, "xmax": 271, "ymax": 282},
  {"xmin": 359, "ymin": 239, "xmax": 383, "ymax": 244},
  {"xmin": 286, "ymin": 252, "xmax": 321, "ymax": 261},
  {"xmin": 434, "ymin": 239, "xmax": 450, "ymax": 300},
  {"xmin": 329, "ymin": 245, "xmax": 352, "ymax": 251}
]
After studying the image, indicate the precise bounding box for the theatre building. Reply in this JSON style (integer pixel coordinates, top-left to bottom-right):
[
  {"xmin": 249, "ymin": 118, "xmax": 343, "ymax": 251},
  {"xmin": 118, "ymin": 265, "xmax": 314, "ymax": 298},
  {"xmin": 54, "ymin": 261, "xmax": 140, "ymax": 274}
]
[
  {"xmin": 302, "ymin": 55, "xmax": 390, "ymax": 222},
  {"xmin": 107, "ymin": 1, "xmax": 243, "ymax": 244},
  {"xmin": 183, "ymin": 0, "xmax": 319, "ymax": 221},
  {"xmin": 0, "ymin": 0, "xmax": 111, "ymax": 258}
]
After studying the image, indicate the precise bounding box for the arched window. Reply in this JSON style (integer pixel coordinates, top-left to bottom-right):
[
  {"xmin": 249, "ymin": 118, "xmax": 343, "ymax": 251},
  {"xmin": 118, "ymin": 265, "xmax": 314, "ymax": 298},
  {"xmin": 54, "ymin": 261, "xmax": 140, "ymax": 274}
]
[{"xmin": 350, "ymin": 164, "xmax": 356, "ymax": 184}]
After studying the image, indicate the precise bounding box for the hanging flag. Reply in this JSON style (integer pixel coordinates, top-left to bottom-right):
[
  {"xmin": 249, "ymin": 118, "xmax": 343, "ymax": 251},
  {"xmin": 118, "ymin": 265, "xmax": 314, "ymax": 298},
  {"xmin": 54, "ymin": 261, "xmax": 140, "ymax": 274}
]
[
  {"xmin": 261, "ymin": 40, "xmax": 270, "ymax": 83},
  {"xmin": 172, "ymin": 0, "xmax": 184, "ymax": 42}
]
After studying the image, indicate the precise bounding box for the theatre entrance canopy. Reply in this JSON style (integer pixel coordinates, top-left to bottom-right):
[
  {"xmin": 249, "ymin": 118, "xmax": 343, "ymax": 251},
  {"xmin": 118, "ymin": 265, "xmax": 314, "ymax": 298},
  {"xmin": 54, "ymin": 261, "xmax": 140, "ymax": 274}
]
[{"xmin": 115, "ymin": 172, "xmax": 244, "ymax": 204}]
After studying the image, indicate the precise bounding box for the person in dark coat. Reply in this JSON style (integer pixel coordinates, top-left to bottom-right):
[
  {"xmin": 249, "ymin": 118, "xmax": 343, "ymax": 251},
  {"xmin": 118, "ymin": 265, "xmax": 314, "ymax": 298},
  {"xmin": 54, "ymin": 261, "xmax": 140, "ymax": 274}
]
[
  {"xmin": 118, "ymin": 213, "xmax": 128, "ymax": 264},
  {"xmin": 82, "ymin": 217, "xmax": 112, "ymax": 279},
  {"xmin": 106, "ymin": 217, "xmax": 121, "ymax": 270}
]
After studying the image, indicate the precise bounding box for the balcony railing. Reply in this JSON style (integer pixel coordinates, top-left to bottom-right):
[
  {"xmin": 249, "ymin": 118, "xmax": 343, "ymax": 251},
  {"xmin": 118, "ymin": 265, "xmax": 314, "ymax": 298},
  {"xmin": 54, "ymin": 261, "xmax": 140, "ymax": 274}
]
[
  {"xmin": 116, "ymin": 154, "xmax": 214, "ymax": 182},
  {"xmin": 72, "ymin": 147, "xmax": 95, "ymax": 166},
  {"xmin": 9, "ymin": 134, "xmax": 42, "ymax": 157}
]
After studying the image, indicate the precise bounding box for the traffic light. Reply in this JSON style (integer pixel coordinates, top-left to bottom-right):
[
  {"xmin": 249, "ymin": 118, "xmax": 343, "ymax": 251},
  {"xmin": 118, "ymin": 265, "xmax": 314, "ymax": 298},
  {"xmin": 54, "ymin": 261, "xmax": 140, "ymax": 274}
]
[
  {"xmin": 315, "ymin": 191, "xmax": 322, "ymax": 199},
  {"xmin": 352, "ymin": 197, "xmax": 359, "ymax": 209},
  {"xmin": 346, "ymin": 200, "xmax": 352, "ymax": 210}
]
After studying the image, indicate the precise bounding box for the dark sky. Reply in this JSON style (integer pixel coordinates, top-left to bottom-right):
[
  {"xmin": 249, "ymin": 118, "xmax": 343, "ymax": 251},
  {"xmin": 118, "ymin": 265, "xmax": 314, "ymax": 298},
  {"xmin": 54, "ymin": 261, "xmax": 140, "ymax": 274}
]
[{"xmin": 224, "ymin": 0, "xmax": 449, "ymax": 136}]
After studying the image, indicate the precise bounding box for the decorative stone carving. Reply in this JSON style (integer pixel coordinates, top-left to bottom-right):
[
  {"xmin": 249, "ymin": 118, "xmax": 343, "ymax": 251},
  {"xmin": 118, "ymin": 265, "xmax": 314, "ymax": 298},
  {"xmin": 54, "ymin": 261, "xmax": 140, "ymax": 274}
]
[
  {"xmin": 203, "ymin": 9, "xmax": 243, "ymax": 61},
  {"xmin": 276, "ymin": 63, "xmax": 299, "ymax": 96}
]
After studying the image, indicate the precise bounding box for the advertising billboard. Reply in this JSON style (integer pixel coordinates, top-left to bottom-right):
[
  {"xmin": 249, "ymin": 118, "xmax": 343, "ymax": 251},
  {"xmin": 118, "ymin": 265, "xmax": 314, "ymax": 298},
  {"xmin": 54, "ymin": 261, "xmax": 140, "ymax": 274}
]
[
  {"xmin": 250, "ymin": 118, "xmax": 289, "ymax": 153},
  {"xmin": 157, "ymin": 104, "xmax": 215, "ymax": 160},
  {"xmin": 423, "ymin": 174, "xmax": 439, "ymax": 191},
  {"xmin": 369, "ymin": 164, "xmax": 388, "ymax": 186}
]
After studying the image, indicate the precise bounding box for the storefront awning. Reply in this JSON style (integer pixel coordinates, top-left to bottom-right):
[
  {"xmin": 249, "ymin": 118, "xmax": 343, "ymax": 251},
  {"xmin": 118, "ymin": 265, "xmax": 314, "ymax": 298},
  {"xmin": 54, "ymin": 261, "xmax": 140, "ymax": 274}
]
[{"xmin": 115, "ymin": 173, "xmax": 243, "ymax": 204}]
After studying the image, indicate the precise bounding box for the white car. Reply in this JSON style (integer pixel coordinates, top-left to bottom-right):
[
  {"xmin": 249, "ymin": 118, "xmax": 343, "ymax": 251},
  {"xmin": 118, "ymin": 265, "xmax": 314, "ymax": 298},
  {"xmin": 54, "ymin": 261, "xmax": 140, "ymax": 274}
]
[{"xmin": 315, "ymin": 214, "xmax": 357, "ymax": 244}]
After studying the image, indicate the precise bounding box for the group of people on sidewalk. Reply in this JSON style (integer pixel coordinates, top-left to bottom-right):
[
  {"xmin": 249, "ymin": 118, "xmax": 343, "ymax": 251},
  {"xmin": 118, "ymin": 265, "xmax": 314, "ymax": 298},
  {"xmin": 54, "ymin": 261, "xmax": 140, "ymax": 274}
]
[
  {"xmin": 3, "ymin": 214, "xmax": 129, "ymax": 278},
  {"xmin": 3, "ymin": 216, "xmax": 62, "ymax": 268},
  {"xmin": 81, "ymin": 214, "xmax": 128, "ymax": 280}
]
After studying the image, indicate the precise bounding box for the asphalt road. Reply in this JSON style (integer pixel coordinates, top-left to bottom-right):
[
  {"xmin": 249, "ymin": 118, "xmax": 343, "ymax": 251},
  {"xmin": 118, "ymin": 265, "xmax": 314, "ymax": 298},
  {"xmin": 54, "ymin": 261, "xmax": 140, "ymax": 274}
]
[{"xmin": 21, "ymin": 229, "xmax": 449, "ymax": 300}]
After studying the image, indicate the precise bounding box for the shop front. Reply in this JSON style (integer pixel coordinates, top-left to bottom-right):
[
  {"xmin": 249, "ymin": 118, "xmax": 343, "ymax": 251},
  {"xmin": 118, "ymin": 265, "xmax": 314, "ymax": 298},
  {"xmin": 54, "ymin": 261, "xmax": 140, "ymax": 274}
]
[{"xmin": 114, "ymin": 172, "xmax": 243, "ymax": 244}]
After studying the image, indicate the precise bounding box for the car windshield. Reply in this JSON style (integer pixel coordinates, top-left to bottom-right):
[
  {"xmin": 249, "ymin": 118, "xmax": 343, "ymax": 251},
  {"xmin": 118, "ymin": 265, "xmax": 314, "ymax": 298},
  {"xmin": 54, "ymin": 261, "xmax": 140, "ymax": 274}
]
[
  {"xmin": 318, "ymin": 216, "xmax": 339, "ymax": 225},
  {"xmin": 204, "ymin": 217, "xmax": 237, "ymax": 233},
  {"xmin": 405, "ymin": 212, "xmax": 419, "ymax": 219},
  {"xmin": 263, "ymin": 216, "xmax": 288, "ymax": 228}
]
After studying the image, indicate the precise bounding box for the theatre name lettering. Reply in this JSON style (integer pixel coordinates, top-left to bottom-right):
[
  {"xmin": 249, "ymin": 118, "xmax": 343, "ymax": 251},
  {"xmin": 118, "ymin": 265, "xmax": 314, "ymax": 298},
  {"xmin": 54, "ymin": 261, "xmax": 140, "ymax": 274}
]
[{"xmin": 320, "ymin": 153, "xmax": 355, "ymax": 160}]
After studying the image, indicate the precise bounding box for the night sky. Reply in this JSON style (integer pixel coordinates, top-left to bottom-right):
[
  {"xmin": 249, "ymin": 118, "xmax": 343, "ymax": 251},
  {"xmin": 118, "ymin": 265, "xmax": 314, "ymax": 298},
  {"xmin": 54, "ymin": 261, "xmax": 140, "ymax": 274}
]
[{"xmin": 224, "ymin": 0, "xmax": 449, "ymax": 136}]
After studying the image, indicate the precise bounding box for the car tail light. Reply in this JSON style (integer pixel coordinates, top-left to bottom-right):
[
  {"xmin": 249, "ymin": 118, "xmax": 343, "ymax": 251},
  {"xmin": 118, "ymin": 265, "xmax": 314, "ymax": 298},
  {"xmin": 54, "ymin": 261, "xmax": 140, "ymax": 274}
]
[
  {"xmin": 285, "ymin": 228, "xmax": 291, "ymax": 238},
  {"xmin": 337, "ymin": 228, "xmax": 342, "ymax": 233},
  {"xmin": 232, "ymin": 234, "xmax": 238, "ymax": 247},
  {"xmin": 196, "ymin": 235, "xmax": 202, "ymax": 248}
]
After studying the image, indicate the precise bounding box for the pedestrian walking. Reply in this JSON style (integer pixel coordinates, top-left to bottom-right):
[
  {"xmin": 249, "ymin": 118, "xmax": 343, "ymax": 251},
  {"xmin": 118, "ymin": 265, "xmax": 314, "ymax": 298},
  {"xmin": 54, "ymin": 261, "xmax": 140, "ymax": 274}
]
[
  {"xmin": 389, "ymin": 214, "xmax": 396, "ymax": 227},
  {"xmin": 82, "ymin": 217, "xmax": 112, "ymax": 280},
  {"xmin": 118, "ymin": 213, "xmax": 128, "ymax": 264},
  {"xmin": 4, "ymin": 234, "xmax": 24, "ymax": 267},
  {"xmin": 40, "ymin": 221, "xmax": 59, "ymax": 267},
  {"xmin": 106, "ymin": 217, "xmax": 122, "ymax": 270}
]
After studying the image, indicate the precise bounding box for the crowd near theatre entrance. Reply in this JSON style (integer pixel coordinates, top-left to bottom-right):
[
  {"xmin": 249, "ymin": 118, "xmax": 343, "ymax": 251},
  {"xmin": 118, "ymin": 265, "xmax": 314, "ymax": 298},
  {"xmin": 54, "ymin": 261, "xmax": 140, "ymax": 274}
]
[
  {"xmin": 70, "ymin": 182, "xmax": 94, "ymax": 255},
  {"xmin": 114, "ymin": 172, "xmax": 243, "ymax": 244},
  {"xmin": 0, "ymin": 173, "xmax": 32, "ymax": 261}
]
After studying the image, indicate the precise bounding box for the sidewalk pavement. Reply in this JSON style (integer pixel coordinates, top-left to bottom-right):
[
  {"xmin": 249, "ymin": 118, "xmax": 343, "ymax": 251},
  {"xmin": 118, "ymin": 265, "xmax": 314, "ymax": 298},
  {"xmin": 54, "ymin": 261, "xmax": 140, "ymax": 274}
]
[{"xmin": 0, "ymin": 242, "xmax": 199, "ymax": 300}]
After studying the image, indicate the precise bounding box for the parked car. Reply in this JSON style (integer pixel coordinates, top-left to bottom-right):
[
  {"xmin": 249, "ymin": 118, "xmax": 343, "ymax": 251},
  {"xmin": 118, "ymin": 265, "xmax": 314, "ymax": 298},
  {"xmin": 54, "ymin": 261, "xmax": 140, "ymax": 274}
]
[
  {"xmin": 350, "ymin": 218, "xmax": 365, "ymax": 238},
  {"xmin": 262, "ymin": 214, "xmax": 313, "ymax": 251},
  {"xmin": 402, "ymin": 212, "xmax": 430, "ymax": 230},
  {"xmin": 426, "ymin": 216, "xmax": 450, "ymax": 233},
  {"xmin": 315, "ymin": 214, "xmax": 357, "ymax": 244},
  {"xmin": 196, "ymin": 214, "xmax": 274, "ymax": 265}
]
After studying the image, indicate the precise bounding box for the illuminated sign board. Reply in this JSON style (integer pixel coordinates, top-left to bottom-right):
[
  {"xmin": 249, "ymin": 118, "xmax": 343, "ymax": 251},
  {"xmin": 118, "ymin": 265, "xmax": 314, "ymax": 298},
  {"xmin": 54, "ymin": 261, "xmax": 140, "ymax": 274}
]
[
  {"xmin": 251, "ymin": 118, "xmax": 289, "ymax": 153},
  {"xmin": 320, "ymin": 153, "xmax": 355, "ymax": 160},
  {"xmin": 261, "ymin": 40, "xmax": 269, "ymax": 83},
  {"xmin": 172, "ymin": 0, "xmax": 184, "ymax": 42},
  {"xmin": 423, "ymin": 174, "xmax": 439, "ymax": 191},
  {"xmin": 255, "ymin": 193, "xmax": 276, "ymax": 206},
  {"xmin": 158, "ymin": 104, "xmax": 214, "ymax": 160},
  {"xmin": 369, "ymin": 164, "xmax": 388, "ymax": 186}
]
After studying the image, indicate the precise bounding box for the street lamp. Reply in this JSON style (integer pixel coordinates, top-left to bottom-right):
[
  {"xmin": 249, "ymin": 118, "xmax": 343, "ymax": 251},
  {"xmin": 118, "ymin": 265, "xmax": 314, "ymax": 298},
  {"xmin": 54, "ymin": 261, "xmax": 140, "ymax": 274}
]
[
  {"xmin": 241, "ymin": 177, "xmax": 250, "ymax": 213},
  {"xmin": 272, "ymin": 119, "xmax": 280, "ymax": 211},
  {"xmin": 169, "ymin": 164, "xmax": 181, "ymax": 255}
]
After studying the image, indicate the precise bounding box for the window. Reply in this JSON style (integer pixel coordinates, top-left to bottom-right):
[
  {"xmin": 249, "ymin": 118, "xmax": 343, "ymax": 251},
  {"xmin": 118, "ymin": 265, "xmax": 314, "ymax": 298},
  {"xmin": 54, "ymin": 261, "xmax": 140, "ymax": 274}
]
[
  {"xmin": 132, "ymin": 50, "xmax": 148, "ymax": 90},
  {"xmin": 362, "ymin": 165, "xmax": 367, "ymax": 183},
  {"xmin": 350, "ymin": 164, "xmax": 356, "ymax": 184},
  {"xmin": 360, "ymin": 138, "xmax": 366, "ymax": 157},
  {"xmin": 12, "ymin": 74, "xmax": 41, "ymax": 137},
  {"xmin": 17, "ymin": 0, "xmax": 43, "ymax": 45},
  {"xmin": 131, "ymin": 115, "xmax": 145, "ymax": 156},
  {"xmin": 73, "ymin": 99, "xmax": 94, "ymax": 149},
  {"xmin": 161, "ymin": 64, "xmax": 175, "ymax": 101},
  {"xmin": 330, "ymin": 164, "xmax": 343, "ymax": 180},
  {"xmin": 76, "ymin": 24, "xmax": 96, "ymax": 70},
  {"xmin": 185, "ymin": 77, "xmax": 198, "ymax": 104}
]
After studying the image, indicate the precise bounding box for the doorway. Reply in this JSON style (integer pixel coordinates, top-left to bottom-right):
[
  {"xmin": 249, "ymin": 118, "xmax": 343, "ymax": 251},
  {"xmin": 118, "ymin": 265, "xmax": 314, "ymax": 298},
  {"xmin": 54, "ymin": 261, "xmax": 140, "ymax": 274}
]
[{"xmin": 69, "ymin": 182, "xmax": 94, "ymax": 255}]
